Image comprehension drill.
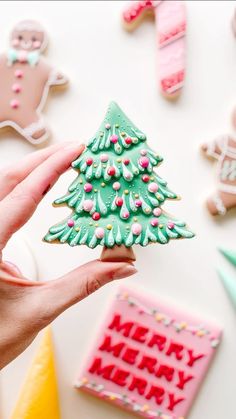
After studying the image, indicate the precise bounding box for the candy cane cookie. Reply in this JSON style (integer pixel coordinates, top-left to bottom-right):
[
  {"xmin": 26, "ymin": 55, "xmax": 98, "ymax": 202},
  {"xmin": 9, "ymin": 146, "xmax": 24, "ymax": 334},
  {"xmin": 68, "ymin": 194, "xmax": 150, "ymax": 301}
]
[
  {"xmin": 201, "ymin": 135, "xmax": 236, "ymax": 216},
  {"xmin": 122, "ymin": 1, "xmax": 187, "ymax": 100}
]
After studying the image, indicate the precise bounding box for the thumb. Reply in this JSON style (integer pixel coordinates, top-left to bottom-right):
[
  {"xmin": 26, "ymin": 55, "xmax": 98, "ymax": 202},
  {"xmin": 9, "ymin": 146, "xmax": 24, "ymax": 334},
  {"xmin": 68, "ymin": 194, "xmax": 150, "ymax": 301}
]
[{"xmin": 36, "ymin": 260, "xmax": 137, "ymax": 324}]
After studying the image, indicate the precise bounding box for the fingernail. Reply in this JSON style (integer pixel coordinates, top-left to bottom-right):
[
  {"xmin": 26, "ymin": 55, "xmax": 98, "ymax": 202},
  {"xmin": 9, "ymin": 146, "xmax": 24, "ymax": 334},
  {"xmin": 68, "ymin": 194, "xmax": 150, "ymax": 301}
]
[{"xmin": 113, "ymin": 264, "xmax": 137, "ymax": 280}]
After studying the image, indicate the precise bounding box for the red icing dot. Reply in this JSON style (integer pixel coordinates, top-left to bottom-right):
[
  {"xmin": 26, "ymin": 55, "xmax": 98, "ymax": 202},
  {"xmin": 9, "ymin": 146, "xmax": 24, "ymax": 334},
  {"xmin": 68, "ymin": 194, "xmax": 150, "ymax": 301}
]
[
  {"xmin": 139, "ymin": 156, "xmax": 149, "ymax": 168},
  {"xmin": 12, "ymin": 83, "xmax": 21, "ymax": 93},
  {"xmin": 67, "ymin": 219, "xmax": 74, "ymax": 227},
  {"xmin": 15, "ymin": 69, "xmax": 23, "ymax": 78},
  {"xmin": 142, "ymin": 174, "xmax": 150, "ymax": 183},
  {"xmin": 123, "ymin": 159, "xmax": 130, "ymax": 165},
  {"xmin": 116, "ymin": 197, "xmax": 123, "ymax": 207},
  {"xmin": 125, "ymin": 137, "xmax": 132, "ymax": 145},
  {"xmin": 92, "ymin": 212, "xmax": 101, "ymax": 221},
  {"xmin": 10, "ymin": 99, "xmax": 20, "ymax": 109},
  {"xmin": 110, "ymin": 135, "xmax": 118, "ymax": 144},
  {"xmin": 108, "ymin": 167, "xmax": 116, "ymax": 176},
  {"xmin": 86, "ymin": 158, "xmax": 93, "ymax": 166}
]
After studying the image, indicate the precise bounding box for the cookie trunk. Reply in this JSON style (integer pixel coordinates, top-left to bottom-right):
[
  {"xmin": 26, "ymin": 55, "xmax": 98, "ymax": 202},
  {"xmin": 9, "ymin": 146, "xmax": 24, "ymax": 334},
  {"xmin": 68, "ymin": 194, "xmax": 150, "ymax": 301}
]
[{"xmin": 100, "ymin": 245, "xmax": 136, "ymax": 262}]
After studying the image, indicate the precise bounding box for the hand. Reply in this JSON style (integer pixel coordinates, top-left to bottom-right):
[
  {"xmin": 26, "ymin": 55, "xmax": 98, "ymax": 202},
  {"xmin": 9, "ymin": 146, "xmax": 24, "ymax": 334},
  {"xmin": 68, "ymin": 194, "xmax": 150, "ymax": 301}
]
[{"xmin": 0, "ymin": 143, "xmax": 137, "ymax": 369}]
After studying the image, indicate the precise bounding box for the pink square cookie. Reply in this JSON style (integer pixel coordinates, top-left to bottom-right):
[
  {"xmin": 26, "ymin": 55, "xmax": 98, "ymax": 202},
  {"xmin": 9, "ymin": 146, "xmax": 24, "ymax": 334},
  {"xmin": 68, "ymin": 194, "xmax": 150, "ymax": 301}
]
[{"xmin": 75, "ymin": 286, "xmax": 222, "ymax": 419}]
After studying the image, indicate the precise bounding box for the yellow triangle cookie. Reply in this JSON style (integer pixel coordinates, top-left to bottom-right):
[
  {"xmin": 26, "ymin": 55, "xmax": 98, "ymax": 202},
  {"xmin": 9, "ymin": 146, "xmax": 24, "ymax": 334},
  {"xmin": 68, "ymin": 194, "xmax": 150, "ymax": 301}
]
[{"xmin": 11, "ymin": 327, "xmax": 60, "ymax": 419}]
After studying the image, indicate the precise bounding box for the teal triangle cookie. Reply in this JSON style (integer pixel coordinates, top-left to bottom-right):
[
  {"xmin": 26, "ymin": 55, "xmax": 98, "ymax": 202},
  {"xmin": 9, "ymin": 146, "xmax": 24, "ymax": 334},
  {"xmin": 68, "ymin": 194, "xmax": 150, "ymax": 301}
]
[
  {"xmin": 217, "ymin": 268, "xmax": 236, "ymax": 309},
  {"xmin": 219, "ymin": 248, "xmax": 236, "ymax": 267}
]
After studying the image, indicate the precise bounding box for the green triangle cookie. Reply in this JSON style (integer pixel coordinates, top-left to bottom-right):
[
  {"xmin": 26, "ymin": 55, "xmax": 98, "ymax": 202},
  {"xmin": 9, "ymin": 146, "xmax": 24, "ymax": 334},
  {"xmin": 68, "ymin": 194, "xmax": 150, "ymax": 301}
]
[
  {"xmin": 217, "ymin": 268, "xmax": 236, "ymax": 309},
  {"xmin": 219, "ymin": 248, "xmax": 236, "ymax": 267}
]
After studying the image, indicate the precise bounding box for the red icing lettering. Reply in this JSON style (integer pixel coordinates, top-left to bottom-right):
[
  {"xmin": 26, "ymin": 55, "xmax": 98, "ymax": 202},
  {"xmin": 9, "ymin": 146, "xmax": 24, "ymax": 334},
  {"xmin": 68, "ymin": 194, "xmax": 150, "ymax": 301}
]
[
  {"xmin": 156, "ymin": 364, "xmax": 174, "ymax": 382},
  {"xmin": 132, "ymin": 325, "xmax": 149, "ymax": 343},
  {"xmin": 177, "ymin": 370, "xmax": 194, "ymax": 390},
  {"xmin": 99, "ymin": 335, "xmax": 125, "ymax": 357},
  {"xmin": 122, "ymin": 347, "xmax": 139, "ymax": 365},
  {"xmin": 108, "ymin": 314, "xmax": 134, "ymax": 337},
  {"xmin": 111, "ymin": 368, "xmax": 129, "ymax": 387},
  {"xmin": 138, "ymin": 355, "xmax": 157, "ymax": 374},
  {"xmin": 168, "ymin": 393, "xmax": 185, "ymax": 411},
  {"xmin": 187, "ymin": 349, "xmax": 204, "ymax": 367},
  {"xmin": 89, "ymin": 358, "xmax": 114, "ymax": 379},
  {"xmin": 145, "ymin": 385, "xmax": 165, "ymax": 406},
  {"xmin": 148, "ymin": 334, "xmax": 166, "ymax": 351},
  {"xmin": 166, "ymin": 342, "xmax": 184, "ymax": 360},
  {"xmin": 128, "ymin": 376, "xmax": 147, "ymax": 395}
]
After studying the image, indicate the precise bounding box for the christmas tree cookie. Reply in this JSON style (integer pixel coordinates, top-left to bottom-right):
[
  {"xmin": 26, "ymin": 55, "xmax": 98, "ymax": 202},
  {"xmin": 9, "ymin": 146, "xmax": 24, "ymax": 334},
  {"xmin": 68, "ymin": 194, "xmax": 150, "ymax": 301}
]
[
  {"xmin": 11, "ymin": 327, "xmax": 60, "ymax": 419},
  {"xmin": 44, "ymin": 102, "xmax": 194, "ymax": 259}
]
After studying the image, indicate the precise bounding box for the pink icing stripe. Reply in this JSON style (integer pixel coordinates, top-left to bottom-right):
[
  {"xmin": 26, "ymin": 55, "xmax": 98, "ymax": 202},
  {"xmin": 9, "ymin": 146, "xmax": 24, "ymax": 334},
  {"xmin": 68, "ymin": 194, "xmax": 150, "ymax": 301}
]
[
  {"xmin": 161, "ymin": 69, "xmax": 185, "ymax": 94},
  {"xmin": 159, "ymin": 22, "xmax": 186, "ymax": 47},
  {"xmin": 122, "ymin": 1, "xmax": 160, "ymax": 24}
]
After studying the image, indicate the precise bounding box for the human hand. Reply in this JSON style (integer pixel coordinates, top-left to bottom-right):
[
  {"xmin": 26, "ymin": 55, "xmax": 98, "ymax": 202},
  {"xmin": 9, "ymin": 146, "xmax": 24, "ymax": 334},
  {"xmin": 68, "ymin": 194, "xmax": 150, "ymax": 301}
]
[{"xmin": 0, "ymin": 143, "xmax": 137, "ymax": 369}]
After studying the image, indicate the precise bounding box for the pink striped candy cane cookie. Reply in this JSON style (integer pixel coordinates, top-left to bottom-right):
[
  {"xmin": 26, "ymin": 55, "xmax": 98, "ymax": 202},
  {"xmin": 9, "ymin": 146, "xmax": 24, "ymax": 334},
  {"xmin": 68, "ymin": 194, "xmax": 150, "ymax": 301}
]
[{"xmin": 122, "ymin": 1, "xmax": 187, "ymax": 100}]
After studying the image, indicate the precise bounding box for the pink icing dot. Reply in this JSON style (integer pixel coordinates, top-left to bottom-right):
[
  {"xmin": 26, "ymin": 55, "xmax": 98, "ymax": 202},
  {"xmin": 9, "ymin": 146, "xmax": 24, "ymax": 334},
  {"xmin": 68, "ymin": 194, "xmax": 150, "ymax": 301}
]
[
  {"xmin": 135, "ymin": 199, "xmax": 142, "ymax": 207},
  {"xmin": 84, "ymin": 183, "xmax": 93, "ymax": 193},
  {"xmin": 100, "ymin": 153, "xmax": 108, "ymax": 163},
  {"xmin": 122, "ymin": 211, "xmax": 130, "ymax": 219},
  {"xmin": 12, "ymin": 83, "xmax": 21, "ymax": 93},
  {"xmin": 18, "ymin": 50, "xmax": 27, "ymax": 62},
  {"xmin": 167, "ymin": 221, "xmax": 175, "ymax": 229},
  {"xmin": 131, "ymin": 223, "xmax": 142, "ymax": 235},
  {"xmin": 139, "ymin": 156, "xmax": 149, "ymax": 168},
  {"xmin": 105, "ymin": 123, "xmax": 111, "ymax": 129},
  {"xmin": 113, "ymin": 182, "xmax": 120, "ymax": 191},
  {"xmin": 33, "ymin": 40, "xmax": 41, "ymax": 49},
  {"xmin": 148, "ymin": 182, "xmax": 159, "ymax": 193},
  {"xmin": 10, "ymin": 99, "xmax": 20, "ymax": 109},
  {"xmin": 150, "ymin": 218, "xmax": 159, "ymax": 227},
  {"xmin": 140, "ymin": 149, "xmax": 147, "ymax": 156},
  {"xmin": 83, "ymin": 199, "xmax": 93, "ymax": 212},
  {"xmin": 124, "ymin": 172, "xmax": 132, "ymax": 180},
  {"xmin": 15, "ymin": 69, "xmax": 23, "ymax": 78},
  {"xmin": 110, "ymin": 134, "xmax": 118, "ymax": 144},
  {"xmin": 153, "ymin": 208, "xmax": 162, "ymax": 217},
  {"xmin": 95, "ymin": 227, "xmax": 105, "ymax": 239},
  {"xmin": 67, "ymin": 219, "xmax": 75, "ymax": 227}
]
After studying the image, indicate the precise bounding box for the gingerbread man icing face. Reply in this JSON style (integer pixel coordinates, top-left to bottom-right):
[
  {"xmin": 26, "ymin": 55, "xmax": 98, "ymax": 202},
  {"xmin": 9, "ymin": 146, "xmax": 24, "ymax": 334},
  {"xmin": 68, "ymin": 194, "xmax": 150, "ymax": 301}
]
[
  {"xmin": 0, "ymin": 20, "xmax": 68, "ymax": 144},
  {"xmin": 10, "ymin": 20, "xmax": 47, "ymax": 52}
]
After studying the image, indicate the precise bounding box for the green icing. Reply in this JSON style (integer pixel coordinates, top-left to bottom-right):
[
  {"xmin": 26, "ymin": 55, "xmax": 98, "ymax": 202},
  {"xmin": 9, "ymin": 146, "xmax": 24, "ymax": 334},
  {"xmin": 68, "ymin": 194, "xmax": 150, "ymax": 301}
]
[
  {"xmin": 44, "ymin": 102, "xmax": 194, "ymax": 248},
  {"xmin": 217, "ymin": 268, "xmax": 236, "ymax": 309}
]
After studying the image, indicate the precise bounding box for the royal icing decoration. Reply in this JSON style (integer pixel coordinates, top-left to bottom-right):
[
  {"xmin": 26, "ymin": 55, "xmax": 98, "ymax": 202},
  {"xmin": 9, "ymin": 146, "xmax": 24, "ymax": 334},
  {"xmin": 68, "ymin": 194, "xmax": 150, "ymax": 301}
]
[
  {"xmin": 218, "ymin": 269, "xmax": 236, "ymax": 310},
  {"xmin": 75, "ymin": 286, "xmax": 222, "ymax": 419},
  {"xmin": 201, "ymin": 135, "xmax": 236, "ymax": 216},
  {"xmin": 44, "ymin": 102, "xmax": 194, "ymax": 249},
  {"xmin": 0, "ymin": 20, "xmax": 68, "ymax": 144},
  {"xmin": 219, "ymin": 248, "xmax": 236, "ymax": 267},
  {"xmin": 122, "ymin": 1, "xmax": 186, "ymax": 99}
]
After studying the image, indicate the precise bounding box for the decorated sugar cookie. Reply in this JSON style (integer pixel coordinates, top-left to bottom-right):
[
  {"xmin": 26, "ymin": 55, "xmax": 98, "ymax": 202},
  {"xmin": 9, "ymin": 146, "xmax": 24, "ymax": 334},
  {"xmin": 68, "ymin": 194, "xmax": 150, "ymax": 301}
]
[
  {"xmin": 11, "ymin": 327, "xmax": 60, "ymax": 419},
  {"xmin": 44, "ymin": 102, "xmax": 194, "ymax": 260},
  {"xmin": 75, "ymin": 286, "xmax": 222, "ymax": 419},
  {"xmin": 0, "ymin": 20, "xmax": 68, "ymax": 144},
  {"xmin": 122, "ymin": 1, "xmax": 186, "ymax": 99},
  {"xmin": 201, "ymin": 135, "xmax": 236, "ymax": 216}
]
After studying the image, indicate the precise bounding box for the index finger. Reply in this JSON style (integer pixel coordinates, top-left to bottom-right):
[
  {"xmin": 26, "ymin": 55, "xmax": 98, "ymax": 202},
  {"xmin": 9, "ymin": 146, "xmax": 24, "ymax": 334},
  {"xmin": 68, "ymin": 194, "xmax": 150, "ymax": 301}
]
[{"xmin": 0, "ymin": 143, "xmax": 84, "ymax": 251}]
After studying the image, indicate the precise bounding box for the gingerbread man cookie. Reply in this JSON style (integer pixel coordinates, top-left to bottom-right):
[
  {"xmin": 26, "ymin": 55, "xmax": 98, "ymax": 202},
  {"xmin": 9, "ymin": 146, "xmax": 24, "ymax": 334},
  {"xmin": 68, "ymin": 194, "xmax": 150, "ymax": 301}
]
[
  {"xmin": 201, "ymin": 135, "xmax": 236, "ymax": 216},
  {"xmin": 0, "ymin": 20, "xmax": 68, "ymax": 144}
]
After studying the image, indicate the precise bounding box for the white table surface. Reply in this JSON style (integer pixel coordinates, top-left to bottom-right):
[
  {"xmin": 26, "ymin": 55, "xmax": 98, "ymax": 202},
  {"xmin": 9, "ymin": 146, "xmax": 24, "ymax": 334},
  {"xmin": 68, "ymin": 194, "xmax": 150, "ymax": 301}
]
[{"xmin": 1, "ymin": 1, "xmax": 236, "ymax": 418}]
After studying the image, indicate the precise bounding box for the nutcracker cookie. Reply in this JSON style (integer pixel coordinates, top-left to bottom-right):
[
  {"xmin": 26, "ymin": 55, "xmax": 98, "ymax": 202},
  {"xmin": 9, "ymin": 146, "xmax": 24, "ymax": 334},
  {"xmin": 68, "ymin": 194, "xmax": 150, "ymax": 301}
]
[
  {"xmin": 201, "ymin": 135, "xmax": 236, "ymax": 216},
  {"xmin": 122, "ymin": 1, "xmax": 187, "ymax": 100},
  {"xmin": 0, "ymin": 20, "xmax": 68, "ymax": 144}
]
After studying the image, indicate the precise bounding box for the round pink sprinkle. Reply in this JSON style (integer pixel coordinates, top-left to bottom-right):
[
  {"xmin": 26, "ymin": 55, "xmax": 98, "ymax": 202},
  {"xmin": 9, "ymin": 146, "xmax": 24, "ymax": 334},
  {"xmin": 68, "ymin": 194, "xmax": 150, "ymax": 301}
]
[
  {"xmin": 135, "ymin": 199, "xmax": 142, "ymax": 207},
  {"xmin": 125, "ymin": 172, "xmax": 132, "ymax": 180},
  {"xmin": 95, "ymin": 227, "xmax": 105, "ymax": 239},
  {"xmin": 113, "ymin": 182, "xmax": 121, "ymax": 191},
  {"xmin": 83, "ymin": 199, "xmax": 93, "ymax": 212},
  {"xmin": 148, "ymin": 182, "xmax": 159, "ymax": 193},
  {"xmin": 153, "ymin": 208, "xmax": 162, "ymax": 217},
  {"xmin": 139, "ymin": 156, "xmax": 149, "ymax": 168},
  {"xmin": 110, "ymin": 134, "xmax": 118, "ymax": 144},
  {"xmin": 10, "ymin": 99, "xmax": 19, "ymax": 109},
  {"xmin": 15, "ymin": 69, "xmax": 23, "ymax": 78},
  {"xmin": 84, "ymin": 183, "xmax": 93, "ymax": 193},
  {"xmin": 123, "ymin": 211, "xmax": 130, "ymax": 219},
  {"xmin": 18, "ymin": 50, "xmax": 27, "ymax": 62},
  {"xmin": 67, "ymin": 219, "xmax": 75, "ymax": 227},
  {"xmin": 12, "ymin": 83, "xmax": 21, "ymax": 93},
  {"xmin": 167, "ymin": 221, "xmax": 175, "ymax": 229},
  {"xmin": 131, "ymin": 222, "xmax": 142, "ymax": 235},
  {"xmin": 150, "ymin": 218, "xmax": 159, "ymax": 227},
  {"xmin": 105, "ymin": 123, "xmax": 111, "ymax": 129},
  {"xmin": 140, "ymin": 149, "xmax": 147, "ymax": 156},
  {"xmin": 100, "ymin": 153, "xmax": 108, "ymax": 163}
]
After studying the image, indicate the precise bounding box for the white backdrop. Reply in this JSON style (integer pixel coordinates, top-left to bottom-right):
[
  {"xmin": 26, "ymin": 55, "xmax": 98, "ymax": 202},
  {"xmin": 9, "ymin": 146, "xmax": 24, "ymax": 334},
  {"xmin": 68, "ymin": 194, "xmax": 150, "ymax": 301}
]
[{"xmin": 1, "ymin": 1, "xmax": 236, "ymax": 418}]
